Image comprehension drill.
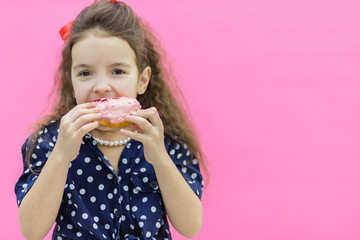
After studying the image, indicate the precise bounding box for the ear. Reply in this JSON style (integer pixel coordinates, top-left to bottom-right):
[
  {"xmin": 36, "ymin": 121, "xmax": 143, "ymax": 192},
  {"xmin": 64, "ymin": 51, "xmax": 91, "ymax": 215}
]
[{"xmin": 137, "ymin": 66, "xmax": 151, "ymax": 95}]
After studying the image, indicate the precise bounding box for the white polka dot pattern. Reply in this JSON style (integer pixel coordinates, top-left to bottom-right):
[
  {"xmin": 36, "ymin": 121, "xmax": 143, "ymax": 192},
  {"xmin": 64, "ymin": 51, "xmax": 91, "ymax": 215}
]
[{"xmin": 15, "ymin": 121, "xmax": 203, "ymax": 239}]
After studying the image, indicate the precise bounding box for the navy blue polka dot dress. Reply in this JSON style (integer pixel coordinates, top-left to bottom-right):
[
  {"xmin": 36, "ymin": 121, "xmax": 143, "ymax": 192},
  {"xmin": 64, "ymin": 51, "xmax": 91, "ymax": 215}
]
[{"xmin": 15, "ymin": 121, "xmax": 203, "ymax": 240}]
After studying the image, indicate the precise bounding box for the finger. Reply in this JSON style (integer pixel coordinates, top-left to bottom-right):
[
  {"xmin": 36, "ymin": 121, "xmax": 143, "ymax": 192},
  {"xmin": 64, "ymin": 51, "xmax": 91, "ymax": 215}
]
[
  {"xmin": 134, "ymin": 107, "xmax": 163, "ymax": 128},
  {"xmin": 67, "ymin": 102, "xmax": 99, "ymax": 121},
  {"xmin": 72, "ymin": 112, "xmax": 102, "ymax": 131},
  {"xmin": 125, "ymin": 115, "xmax": 152, "ymax": 132},
  {"xmin": 76, "ymin": 121, "xmax": 99, "ymax": 138},
  {"xmin": 120, "ymin": 128, "xmax": 144, "ymax": 142},
  {"xmin": 129, "ymin": 123, "xmax": 144, "ymax": 134}
]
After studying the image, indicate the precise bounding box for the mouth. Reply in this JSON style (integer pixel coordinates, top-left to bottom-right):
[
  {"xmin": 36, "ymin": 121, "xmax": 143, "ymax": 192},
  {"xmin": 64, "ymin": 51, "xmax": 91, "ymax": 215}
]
[{"xmin": 90, "ymin": 98, "xmax": 111, "ymax": 103}]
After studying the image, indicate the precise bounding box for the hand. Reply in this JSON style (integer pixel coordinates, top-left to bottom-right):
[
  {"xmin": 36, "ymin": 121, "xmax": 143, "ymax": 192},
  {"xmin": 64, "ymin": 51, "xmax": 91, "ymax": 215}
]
[
  {"xmin": 120, "ymin": 107, "xmax": 167, "ymax": 166},
  {"xmin": 54, "ymin": 102, "xmax": 101, "ymax": 162}
]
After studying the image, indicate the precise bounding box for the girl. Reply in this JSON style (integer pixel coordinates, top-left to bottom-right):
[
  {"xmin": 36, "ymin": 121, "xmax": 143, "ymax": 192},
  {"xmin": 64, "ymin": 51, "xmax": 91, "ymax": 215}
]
[{"xmin": 15, "ymin": 1, "xmax": 205, "ymax": 239}]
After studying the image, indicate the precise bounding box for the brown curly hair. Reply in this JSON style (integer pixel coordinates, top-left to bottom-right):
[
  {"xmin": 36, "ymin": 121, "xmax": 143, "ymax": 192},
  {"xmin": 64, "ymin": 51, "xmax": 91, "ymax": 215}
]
[{"xmin": 26, "ymin": 0, "xmax": 207, "ymax": 179}]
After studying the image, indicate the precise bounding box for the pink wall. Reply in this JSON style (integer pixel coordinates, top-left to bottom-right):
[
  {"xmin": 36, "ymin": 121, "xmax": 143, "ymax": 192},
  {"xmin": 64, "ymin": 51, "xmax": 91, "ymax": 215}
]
[{"xmin": 2, "ymin": 0, "xmax": 360, "ymax": 239}]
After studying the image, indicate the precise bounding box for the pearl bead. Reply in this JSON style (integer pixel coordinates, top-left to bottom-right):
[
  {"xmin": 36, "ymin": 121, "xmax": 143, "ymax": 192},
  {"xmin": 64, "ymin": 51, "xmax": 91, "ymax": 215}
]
[{"xmin": 87, "ymin": 134, "xmax": 131, "ymax": 147}]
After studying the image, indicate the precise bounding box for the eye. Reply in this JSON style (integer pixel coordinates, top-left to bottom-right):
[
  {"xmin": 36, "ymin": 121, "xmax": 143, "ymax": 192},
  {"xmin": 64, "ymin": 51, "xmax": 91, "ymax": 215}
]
[
  {"xmin": 112, "ymin": 69, "xmax": 124, "ymax": 75},
  {"xmin": 79, "ymin": 71, "xmax": 92, "ymax": 77}
]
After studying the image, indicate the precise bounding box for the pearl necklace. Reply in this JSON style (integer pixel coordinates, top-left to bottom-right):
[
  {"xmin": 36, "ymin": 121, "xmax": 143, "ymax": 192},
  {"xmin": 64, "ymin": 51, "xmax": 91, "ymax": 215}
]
[{"xmin": 87, "ymin": 133, "xmax": 132, "ymax": 147}]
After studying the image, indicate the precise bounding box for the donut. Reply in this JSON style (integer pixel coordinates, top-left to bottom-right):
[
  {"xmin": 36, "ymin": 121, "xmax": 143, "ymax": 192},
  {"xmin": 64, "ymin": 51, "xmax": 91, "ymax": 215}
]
[{"xmin": 93, "ymin": 97, "xmax": 141, "ymax": 128}]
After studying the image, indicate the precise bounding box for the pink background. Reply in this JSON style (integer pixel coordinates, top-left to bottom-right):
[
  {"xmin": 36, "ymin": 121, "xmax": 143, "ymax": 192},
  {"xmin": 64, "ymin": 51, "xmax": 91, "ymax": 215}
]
[{"xmin": 1, "ymin": 0, "xmax": 360, "ymax": 239}]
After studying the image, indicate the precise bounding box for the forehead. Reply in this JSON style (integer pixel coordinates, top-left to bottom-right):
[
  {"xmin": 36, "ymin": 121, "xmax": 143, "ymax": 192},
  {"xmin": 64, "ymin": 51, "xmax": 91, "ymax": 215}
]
[{"xmin": 71, "ymin": 34, "xmax": 137, "ymax": 67}]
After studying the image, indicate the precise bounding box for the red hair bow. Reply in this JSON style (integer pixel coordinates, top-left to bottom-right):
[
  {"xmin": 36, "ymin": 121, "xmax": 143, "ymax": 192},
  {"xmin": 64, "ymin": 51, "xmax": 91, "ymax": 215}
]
[
  {"xmin": 59, "ymin": 0, "xmax": 118, "ymax": 41},
  {"xmin": 59, "ymin": 20, "xmax": 74, "ymax": 41}
]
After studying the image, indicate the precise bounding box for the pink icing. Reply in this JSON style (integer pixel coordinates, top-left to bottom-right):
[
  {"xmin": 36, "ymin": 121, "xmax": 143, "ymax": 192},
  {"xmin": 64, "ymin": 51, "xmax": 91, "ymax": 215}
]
[{"xmin": 95, "ymin": 97, "xmax": 141, "ymax": 123}]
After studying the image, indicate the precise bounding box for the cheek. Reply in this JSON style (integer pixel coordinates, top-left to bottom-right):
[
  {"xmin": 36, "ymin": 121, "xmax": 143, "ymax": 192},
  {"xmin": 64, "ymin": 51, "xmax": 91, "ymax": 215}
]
[
  {"xmin": 72, "ymin": 82, "xmax": 88, "ymax": 102},
  {"xmin": 115, "ymin": 80, "xmax": 139, "ymax": 94}
]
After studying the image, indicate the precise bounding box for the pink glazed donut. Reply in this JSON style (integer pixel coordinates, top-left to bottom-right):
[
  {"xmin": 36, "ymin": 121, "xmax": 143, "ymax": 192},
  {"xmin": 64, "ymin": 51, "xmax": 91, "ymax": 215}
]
[{"xmin": 93, "ymin": 97, "xmax": 141, "ymax": 128}]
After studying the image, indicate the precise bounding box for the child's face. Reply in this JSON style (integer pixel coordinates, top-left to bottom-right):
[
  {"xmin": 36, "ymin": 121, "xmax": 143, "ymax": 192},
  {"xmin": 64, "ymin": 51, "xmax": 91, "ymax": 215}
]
[{"xmin": 71, "ymin": 33, "xmax": 150, "ymax": 104}]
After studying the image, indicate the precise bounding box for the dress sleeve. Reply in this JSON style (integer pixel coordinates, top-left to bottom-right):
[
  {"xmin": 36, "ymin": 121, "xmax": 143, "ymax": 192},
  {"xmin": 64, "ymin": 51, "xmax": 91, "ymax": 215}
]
[
  {"xmin": 166, "ymin": 137, "xmax": 204, "ymax": 199},
  {"xmin": 14, "ymin": 128, "xmax": 56, "ymax": 207}
]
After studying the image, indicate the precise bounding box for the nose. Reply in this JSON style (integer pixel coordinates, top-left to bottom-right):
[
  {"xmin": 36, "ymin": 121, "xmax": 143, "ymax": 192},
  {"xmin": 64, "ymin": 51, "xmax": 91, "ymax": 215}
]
[{"xmin": 93, "ymin": 78, "xmax": 112, "ymax": 94}]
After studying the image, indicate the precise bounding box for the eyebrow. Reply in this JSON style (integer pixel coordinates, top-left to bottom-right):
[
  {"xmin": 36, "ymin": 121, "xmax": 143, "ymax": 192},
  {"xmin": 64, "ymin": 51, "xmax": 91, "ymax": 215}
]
[{"xmin": 73, "ymin": 62, "xmax": 131, "ymax": 71}]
